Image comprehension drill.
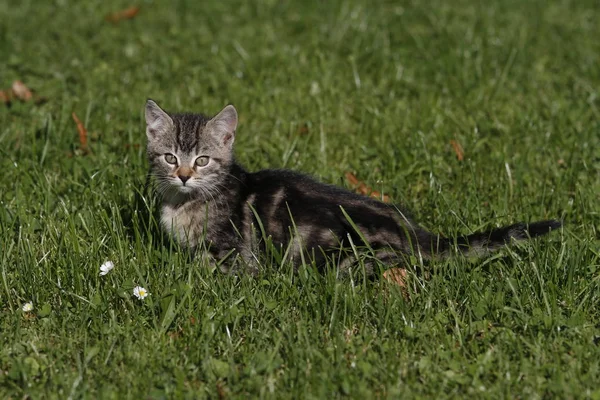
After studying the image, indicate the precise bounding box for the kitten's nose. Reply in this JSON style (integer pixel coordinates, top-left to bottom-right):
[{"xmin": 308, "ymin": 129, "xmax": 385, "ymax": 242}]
[{"xmin": 178, "ymin": 175, "xmax": 190, "ymax": 184}]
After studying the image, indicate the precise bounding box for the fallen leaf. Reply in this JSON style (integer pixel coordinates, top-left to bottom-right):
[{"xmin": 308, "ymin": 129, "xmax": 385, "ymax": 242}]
[
  {"xmin": 167, "ymin": 328, "xmax": 183, "ymax": 340},
  {"xmin": 23, "ymin": 313, "xmax": 37, "ymax": 321},
  {"xmin": 296, "ymin": 122, "xmax": 309, "ymax": 136},
  {"xmin": 383, "ymin": 267, "xmax": 409, "ymax": 299},
  {"xmin": 0, "ymin": 90, "xmax": 11, "ymax": 104},
  {"xmin": 33, "ymin": 96, "xmax": 48, "ymax": 105},
  {"xmin": 345, "ymin": 172, "xmax": 391, "ymax": 203},
  {"xmin": 105, "ymin": 6, "xmax": 140, "ymax": 23},
  {"xmin": 11, "ymin": 80, "xmax": 33, "ymax": 101},
  {"xmin": 369, "ymin": 190, "xmax": 391, "ymax": 203},
  {"xmin": 216, "ymin": 380, "xmax": 227, "ymax": 400},
  {"xmin": 345, "ymin": 172, "xmax": 359, "ymax": 186},
  {"xmin": 449, "ymin": 139, "xmax": 464, "ymax": 161},
  {"xmin": 71, "ymin": 112, "xmax": 88, "ymax": 152},
  {"xmin": 343, "ymin": 326, "xmax": 359, "ymax": 343},
  {"xmin": 383, "ymin": 267, "xmax": 408, "ymax": 286}
]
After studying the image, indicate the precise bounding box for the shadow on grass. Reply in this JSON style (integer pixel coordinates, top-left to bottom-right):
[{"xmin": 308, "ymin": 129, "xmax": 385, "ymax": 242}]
[{"xmin": 117, "ymin": 173, "xmax": 174, "ymax": 253}]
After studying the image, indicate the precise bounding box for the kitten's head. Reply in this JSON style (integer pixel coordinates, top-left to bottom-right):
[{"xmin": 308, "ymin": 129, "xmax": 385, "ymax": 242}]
[{"xmin": 145, "ymin": 100, "xmax": 237, "ymax": 197}]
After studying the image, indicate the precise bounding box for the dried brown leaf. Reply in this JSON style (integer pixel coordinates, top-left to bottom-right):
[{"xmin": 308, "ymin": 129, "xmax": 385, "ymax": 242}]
[
  {"xmin": 345, "ymin": 172, "xmax": 391, "ymax": 203},
  {"xmin": 168, "ymin": 328, "xmax": 183, "ymax": 340},
  {"xmin": 356, "ymin": 182, "xmax": 369, "ymax": 196},
  {"xmin": 0, "ymin": 90, "xmax": 11, "ymax": 104},
  {"xmin": 370, "ymin": 190, "xmax": 391, "ymax": 203},
  {"xmin": 105, "ymin": 6, "xmax": 140, "ymax": 23},
  {"xmin": 345, "ymin": 172, "xmax": 359, "ymax": 186},
  {"xmin": 216, "ymin": 380, "xmax": 227, "ymax": 400},
  {"xmin": 11, "ymin": 80, "xmax": 33, "ymax": 101},
  {"xmin": 383, "ymin": 267, "xmax": 409, "ymax": 299},
  {"xmin": 33, "ymin": 96, "xmax": 48, "ymax": 105},
  {"xmin": 450, "ymin": 139, "xmax": 464, "ymax": 161},
  {"xmin": 296, "ymin": 122, "xmax": 309, "ymax": 136},
  {"xmin": 71, "ymin": 112, "xmax": 88, "ymax": 152},
  {"xmin": 383, "ymin": 267, "xmax": 408, "ymax": 286}
]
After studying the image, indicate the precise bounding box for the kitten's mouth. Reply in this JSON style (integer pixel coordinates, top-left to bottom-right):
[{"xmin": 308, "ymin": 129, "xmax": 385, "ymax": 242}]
[
  {"xmin": 167, "ymin": 179, "xmax": 193, "ymax": 193},
  {"xmin": 177, "ymin": 184, "xmax": 194, "ymax": 192}
]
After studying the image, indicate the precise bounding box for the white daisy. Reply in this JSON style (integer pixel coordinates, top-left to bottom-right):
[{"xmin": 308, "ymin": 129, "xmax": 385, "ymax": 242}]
[
  {"xmin": 22, "ymin": 302, "xmax": 33, "ymax": 312},
  {"xmin": 133, "ymin": 286, "xmax": 149, "ymax": 300},
  {"xmin": 99, "ymin": 261, "xmax": 114, "ymax": 276}
]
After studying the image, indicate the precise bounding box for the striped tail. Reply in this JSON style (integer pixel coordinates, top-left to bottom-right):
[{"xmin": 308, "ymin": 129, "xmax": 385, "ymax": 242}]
[{"xmin": 444, "ymin": 220, "xmax": 562, "ymax": 257}]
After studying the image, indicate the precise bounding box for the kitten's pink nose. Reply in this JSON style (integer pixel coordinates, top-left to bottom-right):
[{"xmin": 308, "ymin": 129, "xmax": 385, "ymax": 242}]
[{"xmin": 179, "ymin": 175, "xmax": 190, "ymax": 184}]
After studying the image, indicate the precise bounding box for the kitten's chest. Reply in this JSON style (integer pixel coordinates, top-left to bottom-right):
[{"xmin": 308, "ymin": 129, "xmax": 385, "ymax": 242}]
[
  {"xmin": 161, "ymin": 203, "xmax": 209, "ymax": 247},
  {"xmin": 160, "ymin": 201, "xmax": 234, "ymax": 249}
]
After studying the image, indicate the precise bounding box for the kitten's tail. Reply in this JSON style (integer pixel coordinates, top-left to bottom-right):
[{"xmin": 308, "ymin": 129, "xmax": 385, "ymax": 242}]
[{"xmin": 433, "ymin": 220, "xmax": 562, "ymax": 258}]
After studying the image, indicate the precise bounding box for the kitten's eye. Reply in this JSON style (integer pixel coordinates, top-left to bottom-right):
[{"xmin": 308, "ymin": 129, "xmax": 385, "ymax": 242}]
[
  {"xmin": 195, "ymin": 156, "xmax": 210, "ymax": 167},
  {"xmin": 164, "ymin": 154, "xmax": 177, "ymax": 165}
]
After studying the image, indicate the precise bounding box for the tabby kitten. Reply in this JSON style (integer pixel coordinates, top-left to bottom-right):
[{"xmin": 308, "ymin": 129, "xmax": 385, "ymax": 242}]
[{"xmin": 145, "ymin": 100, "xmax": 560, "ymax": 273}]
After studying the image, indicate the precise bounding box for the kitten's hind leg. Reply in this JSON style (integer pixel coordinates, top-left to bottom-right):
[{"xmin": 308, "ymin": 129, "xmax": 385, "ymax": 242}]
[{"xmin": 336, "ymin": 249, "xmax": 404, "ymax": 276}]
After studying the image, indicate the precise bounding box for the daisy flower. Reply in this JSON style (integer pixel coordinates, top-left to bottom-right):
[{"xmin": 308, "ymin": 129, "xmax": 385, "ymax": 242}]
[
  {"xmin": 99, "ymin": 261, "xmax": 114, "ymax": 276},
  {"xmin": 133, "ymin": 286, "xmax": 149, "ymax": 300},
  {"xmin": 22, "ymin": 302, "xmax": 34, "ymax": 312}
]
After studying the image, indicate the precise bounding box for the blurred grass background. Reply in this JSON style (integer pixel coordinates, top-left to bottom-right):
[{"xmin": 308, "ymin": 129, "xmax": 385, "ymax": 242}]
[{"xmin": 0, "ymin": 0, "xmax": 599, "ymax": 397}]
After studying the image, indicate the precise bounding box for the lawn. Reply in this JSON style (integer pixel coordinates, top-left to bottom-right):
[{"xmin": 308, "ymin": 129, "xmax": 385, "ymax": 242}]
[{"xmin": 1, "ymin": 0, "xmax": 599, "ymax": 398}]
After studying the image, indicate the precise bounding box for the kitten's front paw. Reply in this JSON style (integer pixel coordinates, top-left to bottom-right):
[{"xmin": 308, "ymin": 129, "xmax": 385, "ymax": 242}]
[{"xmin": 216, "ymin": 250, "xmax": 260, "ymax": 276}]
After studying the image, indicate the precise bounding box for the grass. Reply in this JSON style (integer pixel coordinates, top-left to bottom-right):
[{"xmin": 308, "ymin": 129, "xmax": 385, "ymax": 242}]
[{"xmin": 1, "ymin": 0, "xmax": 599, "ymax": 397}]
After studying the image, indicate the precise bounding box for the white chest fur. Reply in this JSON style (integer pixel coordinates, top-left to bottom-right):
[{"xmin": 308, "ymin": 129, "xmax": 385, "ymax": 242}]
[{"xmin": 161, "ymin": 204, "xmax": 205, "ymax": 246}]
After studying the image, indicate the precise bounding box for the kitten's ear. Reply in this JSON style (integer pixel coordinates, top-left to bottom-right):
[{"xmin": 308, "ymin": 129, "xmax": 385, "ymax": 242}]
[
  {"xmin": 207, "ymin": 105, "xmax": 237, "ymax": 147},
  {"xmin": 145, "ymin": 99, "xmax": 174, "ymax": 138}
]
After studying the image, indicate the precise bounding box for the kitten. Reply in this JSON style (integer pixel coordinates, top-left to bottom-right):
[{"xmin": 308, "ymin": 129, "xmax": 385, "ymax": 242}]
[{"xmin": 145, "ymin": 100, "xmax": 561, "ymax": 274}]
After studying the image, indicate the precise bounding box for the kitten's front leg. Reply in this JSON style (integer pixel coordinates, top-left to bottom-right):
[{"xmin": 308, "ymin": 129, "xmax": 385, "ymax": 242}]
[
  {"xmin": 214, "ymin": 247, "xmax": 260, "ymax": 276},
  {"xmin": 190, "ymin": 246, "xmax": 241, "ymax": 274},
  {"xmin": 188, "ymin": 245, "xmax": 220, "ymax": 272}
]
